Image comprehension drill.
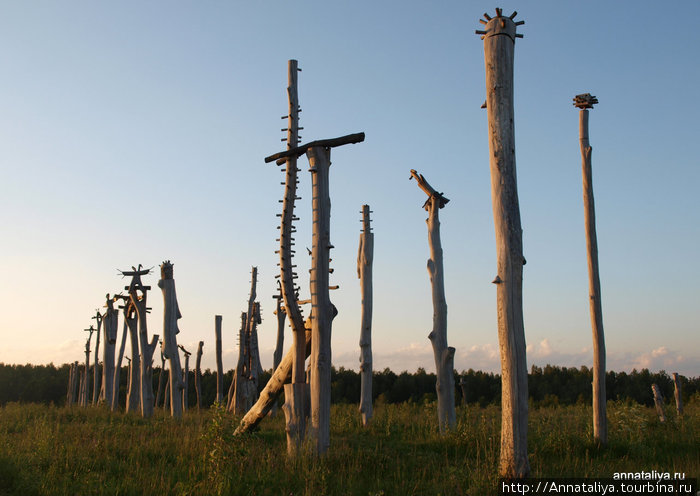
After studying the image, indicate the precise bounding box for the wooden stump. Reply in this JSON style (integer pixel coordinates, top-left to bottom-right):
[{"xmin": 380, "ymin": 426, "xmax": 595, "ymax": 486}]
[
  {"xmin": 477, "ymin": 9, "xmax": 529, "ymax": 477},
  {"xmin": 358, "ymin": 205, "xmax": 374, "ymax": 427}
]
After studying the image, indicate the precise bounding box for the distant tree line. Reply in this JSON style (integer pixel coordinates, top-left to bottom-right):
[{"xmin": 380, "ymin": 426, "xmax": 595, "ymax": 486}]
[{"xmin": 0, "ymin": 362, "xmax": 697, "ymax": 409}]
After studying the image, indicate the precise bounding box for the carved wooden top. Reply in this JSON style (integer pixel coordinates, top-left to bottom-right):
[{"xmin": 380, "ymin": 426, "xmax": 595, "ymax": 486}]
[
  {"xmin": 410, "ymin": 169, "xmax": 450, "ymax": 210},
  {"xmin": 573, "ymin": 93, "xmax": 598, "ymax": 109},
  {"xmin": 475, "ymin": 8, "xmax": 524, "ymax": 41}
]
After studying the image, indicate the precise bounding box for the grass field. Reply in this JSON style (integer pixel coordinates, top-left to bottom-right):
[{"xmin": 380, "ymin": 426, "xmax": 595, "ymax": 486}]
[{"xmin": 0, "ymin": 398, "xmax": 697, "ymax": 495}]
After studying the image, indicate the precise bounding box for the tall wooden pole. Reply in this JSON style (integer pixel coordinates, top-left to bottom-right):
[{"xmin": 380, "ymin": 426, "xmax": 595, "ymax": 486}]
[
  {"xmin": 101, "ymin": 295, "xmax": 118, "ymax": 409},
  {"xmin": 672, "ymin": 373, "xmax": 683, "ymax": 416},
  {"xmin": 179, "ymin": 344, "xmax": 191, "ymax": 413},
  {"xmin": 476, "ymin": 8, "xmax": 529, "ymax": 478},
  {"xmin": 574, "ymin": 93, "xmax": 607, "ymax": 445},
  {"xmin": 357, "ymin": 205, "xmax": 374, "ymax": 427},
  {"xmin": 112, "ymin": 306, "xmax": 128, "ymax": 411},
  {"xmin": 215, "ymin": 315, "xmax": 224, "ymax": 405},
  {"xmin": 270, "ymin": 287, "xmax": 286, "ymax": 418},
  {"xmin": 91, "ymin": 311, "xmax": 102, "ymax": 405},
  {"xmin": 195, "ymin": 341, "xmax": 204, "ymax": 412},
  {"xmin": 123, "ymin": 302, "xmax": 140, "ymax": 414},
  {"xmin": 231, "ymin": 312, "xmax": 248, "ymax": 413},
  {"xmin": 158, "ymin": 261, "xmax": 184, "ymax": 418},
  {"xmin": 410, "ymin": 170, "xmax": 456, "ymax": 433},
  {"xmin": 82, "ymin": 326, "xmax": 95, "ymax": 407}
]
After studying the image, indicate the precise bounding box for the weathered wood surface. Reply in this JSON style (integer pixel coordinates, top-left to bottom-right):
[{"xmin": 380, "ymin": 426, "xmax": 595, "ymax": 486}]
[
  {"xmin": 112, "ymin": 312, "xmax": 128, "ymax": 411},
  {"xmin": 215, "ymin": 315, "xmax": 224, "ymax": 404},
  {"xmin": 479, "ymin": 9, "xmax": 529, "ymax": 478},
  {"xmin": 123, "ymin": 303, "xmax": 141, "ymax": 414},
  {"xmin": 158, "ymin": 261, "xmax": 183, "ymax": 419},
  {"xmin": 130, "ymin": 282, "xmax": 158, "ymax": 418},
  {"xmin": 234, "ymin": 325, "xmax": 311, "ymax": 435},
  {"xmin": 307, "ymin": 145, "xmax": 337, "ymax": 455},
  {"xmin": 577, "ymin": 101, "xmax": 607, "ymax": 445},
  {"xmin": 651, "ymin": 384, "xmax": 666, "ymax": 422},
  {"xmin": 231, "ymin": 312, "xmax": 248, "ymax": 413},
  {"xmin": 265, "ymin": 132, "xmax": 365, "ymax": 164},
  {"xmin": 101, "ymin": 296, "xmax": 118, "ymax": 409},
  {"xmin": 195, "ymin": 341, "xmax": 204, "ymax": 411},
  {"xmin": 155, "ymin": 349, "xmax": 166, "ymax": 408},
  {"xmin": 283, "ymin": 383, "xmax": 308, "ymax": 455},
  {"xmin": 357, "ymin": 204, "xmax": 374, "ymax": 427},
  {"xmin": 92, "ymin": 312, "xmax": 102, "ymax": 405},
  {"xmin": 82, "ymin": 326, "xmax": 94, "ymax": 407},
  {"xmin": 672, "ymin": 373, "xmax": 683, "ymax": 416},
  {"xmin": 270, "ymin": 290, "xmax": 286, "ymax": 418},
  {"xmin": 410, "ymin": 171, "xmax": 456, "ymax": 433},
  {"xmin": 180, "ymin": 345, "xmax": 190, "ymax": 412},
  {"xmin": 245, "ymin": 268, "xmax": 262, "ymax": 411}
]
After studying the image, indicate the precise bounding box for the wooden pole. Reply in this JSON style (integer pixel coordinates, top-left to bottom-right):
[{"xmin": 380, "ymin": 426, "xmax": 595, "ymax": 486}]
[
  {"xmin": 123, "ymin": 303, "xmax": 140, "ymax": 414},
  {"xmin": 574, "ymin": 92, "xmax": 608, "ymax": 445},
  {"xmin": 101, "ymin": 296, "xmax": 118, "ymax": 409},
  {"xmin": 245, "ymin": 268, "xmax": 262, "ymax": 411},
  {"xmin": 358, "ymin": 204, "xmax": 374, "ymax": 427},
  {"xmin": 127, "ymin": 276, "xmax": 158, "ymax": 419},
  {"xmin": 672, "ymin": 373, "xmax": 683, "ymax": 416},
  {"xmin": 231, "ymin": 312, "xmax": 247, "ymax": 413},
  {"xmin": 195, "ymin": 341, "xmax": 204, "ymax": 412},
  {"xmin": 215, "ymin": 315, "xmax": 224, "ymax": 405},
  {"xmin": 82, "ymin": 326, "xmax": 95, "ymax": 407},
  {"xmin": 270, "ymin": 288, "xmax": 286, "ymax": 418},
  {"xmin": 155, "ymin": 347, "xmax": 166, "ymax": 408},
  {"xmin": 112, "ymin": 311, "xmax": 128, "ymax": 411},
  {"xmin": 158, "ymin": 261, "xmax": 184, "ymax": 419},
  {"xmin": 651, "ymin": 384, "xmax": 666, "ymax": 423},
  {"xmin": 307, "ymin": 145, "xmax": 337, "ymax": 455},
  {"xmin": 477, "ymin": 8, "xmax": 529, "ymax": 477},
  {"xmin": 179, "ymin": 345, "xmax": 191, "ymax": 413},
  {"xmin": 410, "ymin": 170, "xmax": 456, "ymax": 432},
  {"xmin": 92, "ymin": 312, "xmax": 102, "ymax": 405}
]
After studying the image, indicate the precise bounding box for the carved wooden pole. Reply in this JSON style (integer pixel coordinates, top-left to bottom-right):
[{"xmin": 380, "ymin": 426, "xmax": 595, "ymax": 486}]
[
  {"xmin": 195, "ymin": 341, "xmax": 204, "ymax": 412},
  {"xmin": 101, "ymin": 295, "xmax": 118, "ymax": 408},
  {"xmin": 215, "ymin": 315, "xmax": 224, "ymax": 405},
  {"xmin": 357, "ymin": 204, "xmax": 374, "ymax": 427},
  {"xmin": 179, "ymin": 344, "xmax": 191, "ymax": 412},
  {"xmin": 82, "ymin": 326, "xmax": 95, "ymax": 407},
  {"xmin": 476, "ymin": 8, "xmax": 529, "ymax": 477},
  {"xmin": 245, "ymin": 268, "xmax": 263, "ymax": 410},
  {"xmin": 410, "ymin": 170, "xmax": 456, "ymax": 432},
  {"xmin": 574, "ymin": 93, "xmax": 608, "ymax": 445},
  {"xmin": 672, "ymin": 373, "xmax": 683, "ymax": 416},
  {"xmin": 270, "ymin": 287, "xmax": 286, "ymax": 418},
  {"xmin": 119, "ymin": 297, "xmax": 141, "ymax": 414},
  {"xmin": 124, "ymin": 265, "xmax": 159, "ymax": 418},
  {"xmin": 91, "ymin": 311, "xmax": 102, "ymax": 405},
  {"xmin": 158, "ymin": 261, "xmax": 184, "ymax": 419},
  {"xmin": 112, "ymin": 301, "xmax": 128, "ymax": 411},
  {"xmin": 230, "ymin": 312, "xmax": 247, "ymax": 413},
  {"xmin": 651, "ymin": 384, "xmax": 666, "ymax": 423},
  {"xmin": 125, "ymin": 355, "xmax": 132, "ymax": 410}
]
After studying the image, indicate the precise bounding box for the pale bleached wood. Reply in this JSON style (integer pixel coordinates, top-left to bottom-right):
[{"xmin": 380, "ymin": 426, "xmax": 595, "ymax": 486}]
[
  {"xmin": 357, "ymin": 204, "xmax": 374, "ymax": 427},
  {"xmin": 123, "ymin": 303, "xmax": 141, "ymax": 414},
  {"xmin": 672, "ymin": 373, "xmax": 683, "ymax": 416},
  {"xmin": 214, "ymin": 314, "xmax": 224, "ymax": 404},
  {"xmin": 195, "ymin": 341, "xmax": 204, "ymax": 412},
  {"xmin": 245, "ymin": 268, "xmax": 262, "ymax": 410},
  {"xmin": 265, "ymin": 132, "xmax": 365, "ymax": 164},
  {"xmin": 101, "ymin": 295, "xmax": 118, "ymax": 409},
  {"xmin": 231, "ymin": 312, "xmax": 248, "ymax": 413},
  {"xmin": 92, "ymin": 311, "xmax": 102, "ymax": 405},
  {"xmin": 234, "ymin": 325, "xmax": 311, "ymax": 435},
  {"xmin": 651, "ymin": 384, "xmax": 666, "ymax": 422},
  {"xmin": 112, "ymin": 314, "xmax": 128, "ymax": 411},
  {"xmin": 410, "ymin": 170, "xmax": 456, "ymax": 433},
  {"xmin": 158, "ymin": 261, "xmax": 183, "ymax": 419},
  {"xmin": 270, "ymin": 290, "xmax": 286, "ymax": 418},
  {"xmin": 307, "ymin": 145, "xmax": 337, "ymax": 455},
  {"xmin": 479, "ymin": 9, "xmax": 529, "ymax": 478},
  {"xmin": 128, "ymin": 277, "xmax": 158, "ymax": 419},
  {"xmin": 577, "ymin": 100, "xmax": 608, "ymax": 446}
]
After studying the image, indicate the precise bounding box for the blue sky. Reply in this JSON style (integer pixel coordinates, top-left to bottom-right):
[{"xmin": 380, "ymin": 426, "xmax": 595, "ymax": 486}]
[{"xmin": 1, "ymin": 1, "xmax": 698, "ymax": 377}]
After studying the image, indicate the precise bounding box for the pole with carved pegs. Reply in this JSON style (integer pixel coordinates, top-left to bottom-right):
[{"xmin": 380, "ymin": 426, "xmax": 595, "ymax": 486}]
[
  {"xmin": 357, "ymin": 204, "xmax": 374, "ymax": 427},
  {"xmin": 158, "ymin": 261, "xmax": 184, "ymax": 419},
  {"xmin": 574, "ymin": 92, "xmax": 608, "ymax": 445},
  {"xmin": 410, "ymin": 170, "xmax": 455, "ymax": 433},
  {"xmin": 476, "ymin": 8, "xmax": 529, "ymax": 477}
]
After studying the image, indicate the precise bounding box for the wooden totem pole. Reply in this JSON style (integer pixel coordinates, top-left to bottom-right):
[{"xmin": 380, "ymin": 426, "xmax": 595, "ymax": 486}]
[
  {"xmin": 91, "ymin": 310, "xmax": 102, "ymax": 405},
  {"xmin": 179, "ymin": 344, "xmax": 191, "ymax": 412},
  {"xmin": 476, "ymin": 8, "xmax": 529, "ymax": 477},
  {"xmin": 123, "ymin": 264, "xmax": 159, "ymax": 418},
  {"xmin": 357, "ymin": 204, "xmax": 374, "ymax": 427},
  {"xmin": 245, "ymin": 268, "xmax": 263, "ymax": 410},
  {"xmin": 195, "ymin": 341, "xmax": 204, "ymax": 411},
  {"xmin": 158, "ymin": 260, "xmax": 184, "ymax": 419},
  {"xmin": 215, "ymin": 315, "xmax": 224, "ymax": 405},
  {"xmin": 574, "ymin": 93, "xmax": 607, "ymax": 445},
  {"xmin": 410, "ymin": 170, "xmax": 456, "ymax": 433},
  {"xmin": 101, "ymin": 295, "xmax": 118, "ymax": 408},
  {"xmin": 81, "ymin": 325, "xmax": 95, "ymax": 407}
]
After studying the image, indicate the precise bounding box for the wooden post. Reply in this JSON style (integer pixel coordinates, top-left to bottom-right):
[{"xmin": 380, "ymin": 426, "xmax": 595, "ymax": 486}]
[
  {"xmin": 476, "ymin": 8, "xmax": 529, "ymax": 477},
  {"xmin": 122, "ymin": 300, "xmax": 140, "ymax": 414},
  {"xmin": 101, "ymin": 295, "xmax": 118, "ymax": 409},
  {"xmin": 215, "ymin": 315, "xmax": 224, "ymax": 405},
  {"xmin": 307, "ymin": 145, "xmax": 337, "ymax": 455},
  {"xmin": 67, "ymin": 362, "xmax": 77, "ymax": 406},
  {"xmin": 651, "ymin": 384, "xmax": 666, "ymax": 423},
  {"xmin": 195, "ymin": 341, "xmax": 203, "ymax": 412},
  {"xmin": 158, "ymin": 261, "xmax": 184, "ymax": 419},
  {"xmin": 125, "ymin": 356, "xmax": 132, "ymax": 411},
  {"xmin": 230, "ymin": 312, "xmax": 247, "ymax": 413},
  {"xmin": 574, "ymin": 92, "xmax": 607, "ymax": 446},
  {"xmin": 91, "ymin": 311, "xmax": 102, "ymax": 405},
  {"xmin": 155, "ymin": 346, "xmax": 166, "ymax": 408},
  {"xmin": 245, "ymin": 268, "xmax": 263, "ymax": 411},
  {"xmin": 460, "ymin": 377, "xmax": 468, "ymax": 405},
  {"xmin": 112, "ymin": 311, "xmax": 128, "ymax": 411},
  {"xmin": 410, "ymin": 170, "xmax": 456, "ymax": 433},
  {"xmin": 82, "ymin": 326, "xmax": 95, "ymax": 407},
  {"xmin": 179, "ymin": 344, "xmax": 191, "ymax": 412},
  {"xmin": 358, "ymin": 204, "xmax": 374, "ymax": 427},
  {"xmin": 270, "ymin": 287, "xmax": 286, "ymax": 418},
  {"xmin": 672, "ymin": 373, "xmax": 683, "ymax": 416}
]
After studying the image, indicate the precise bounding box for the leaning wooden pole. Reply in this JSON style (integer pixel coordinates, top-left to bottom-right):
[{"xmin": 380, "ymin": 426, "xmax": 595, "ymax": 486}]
[
  {"xmin": 574, "ymin": 93, "xmax": 607, "ymax": 445},
  {"xmin": 357, "ymin": 204, "xmax": 374, "ymax": 427},
  {"xmin": 158, "ymin": 261, "xmax": 184, "ymax": 419},
  {"xmin": 409, "ymin": 170, "xmax": 455, "ymax": 433},
  {"xmin": 651, "ymin": 384, "xmax": 666, "ymax": 423},
  {"xmin": 476, "ymin": 8, "xmax": 529, "ymax": 477}
]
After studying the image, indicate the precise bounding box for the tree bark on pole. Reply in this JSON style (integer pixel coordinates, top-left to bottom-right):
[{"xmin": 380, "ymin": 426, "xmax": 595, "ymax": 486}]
[
  {"xmin": 158, "ymin": 261, "xmax": 184, "ymax": 419},
  {"xmin": 357, "ymin": 204, "xmax": 374, "ymax": 427},
  {"xmin": 112, "ymin": 312, "xmax": 128, "ymax": 411},
  {"xmin": 195, "ymin": 341, "xmax": 204, "ymax": 412},
  {"xmin": 476, "ymin": 8, "xmax": 529, "ymax": 478},
  {"xmin": 91, "ymin": 312, "xmax": 102, "ymax": 405},
  {"xmin": 410, "ymin": 170, "xmax": 456, "ymax": 433},
  {"xmin": 307, "ymin": 145, "xmax": 337, "ymax": 456},
  {"xmin": 215, "ymin": 315, "xmax": 224, "ymax": 405},
  {"xmin": 101, "ymin": 295, "xmax": 118, "ymax": 409},
  {"xmin": 574, "ymin": 93, "xmax": 608, "ymax": 445},
  {"xmin": 672, "ymin": 373, "xmax": 683, "ymax": 416}
]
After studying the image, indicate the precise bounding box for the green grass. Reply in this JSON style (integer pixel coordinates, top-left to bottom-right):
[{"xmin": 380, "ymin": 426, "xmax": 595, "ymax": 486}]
[{"xmin": 0, "ymin": 398, "xmax": 697, "ymax": 495}]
